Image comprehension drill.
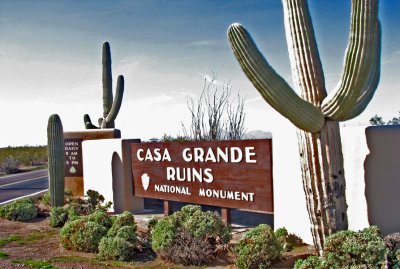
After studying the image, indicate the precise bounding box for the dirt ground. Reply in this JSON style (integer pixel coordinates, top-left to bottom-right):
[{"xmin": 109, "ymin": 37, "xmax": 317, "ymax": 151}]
[{"xmin": 0, "ymin": 214, "xmax": 316, "ymax": 269}]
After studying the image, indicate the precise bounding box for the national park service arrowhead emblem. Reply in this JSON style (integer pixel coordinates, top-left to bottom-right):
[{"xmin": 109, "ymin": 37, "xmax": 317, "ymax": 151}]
[{"xmin": 141, "ymin": 173, "xmax": 150, "ymax": 191}]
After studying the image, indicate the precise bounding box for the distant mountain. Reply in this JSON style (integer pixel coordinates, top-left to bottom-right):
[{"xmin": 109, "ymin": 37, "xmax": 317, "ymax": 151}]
[{"xmin": 243, "ymin": 130, "xmax": 272, "ymax": 139}]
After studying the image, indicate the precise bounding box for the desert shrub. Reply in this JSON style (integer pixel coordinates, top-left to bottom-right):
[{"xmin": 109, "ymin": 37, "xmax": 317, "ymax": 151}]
[
  {"xmin": 0, "ymin": 157, "xmax": 20, "ymax": 174},
  {"xmin": 49, "ymin": 189, "xmax": 112, "ymax": 229},
  {"xmin": 87, "ymin": 209, "xmax": 113, "ymax": 229},
  {"xmin": 146, "ymin": 216, "xmax": 160, "ymax": 233},
  {"xmin": 158, "ymin": 230, "xmax": 215, "ymax": 266},
  {"xmin": 73, "ymin": 221, "xmax": 108, "ymax": 253},
  {"xmin": 49, "ymin": 206, "xmax": 68, "ymax": 227},
  {"xmin": 151, "ymin": 215, "xmax": 177, "ymax": 252},
  {"xmin": 151, "ymin": 205, "xmax": 231, "ymax": 266},
  {"xmin": 294, "ymin": 255, "xmax": 323, "ymax": 269},
  {"xmin": 98, "ymin": 225, "xmax": 141, "ymax": 262},
  {"xmin": 41, "ymin": 192, "xmax": 51, "ymax": 205},
  {"xmin": 107, "ymin": 211, "xmax": 136, "ymax": 237},
  {"xmin": 295, "ymin": 226, "xmax": 388, "ymax": 269},
  {"xmin": 178, "ymin": 205, "xmax": 231, "ymax": 243},
  {"xmin": 234, "ymin": 224, "xmax": 283, "ymax": 269},
  {"xmin": 0, "ymin": 198, "xmax": 37, "ymax": 221},
  {"xmin": 60, "ymin": 210, "xmax": 112, "ymax": 253},
  {"xmin": 323, "ymin": 226, "xmax": 387, "ymax": 268},
  {"xmin": 274, "ymin": 227, "xmax": 305, "ymax": 252},
  {"xmin": 65, "ymin": 189, "xmax": 112, "ymax": 217},
  {"xmin": 385, "ymin": 232, "xmax": 400, "ymax": 269}
]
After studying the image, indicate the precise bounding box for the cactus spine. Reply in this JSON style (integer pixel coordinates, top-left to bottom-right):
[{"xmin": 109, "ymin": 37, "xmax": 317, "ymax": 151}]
[
  {"xmin": 228, "ymin": 0, "xmax": 380, "ymax": 253},
  {"xmin": 84, "ymin": 41, "xmax": 125, "ymax": 129},
  {"xmin": 47, "ymin": 114, "xmax": 65, "ymax": 207}
]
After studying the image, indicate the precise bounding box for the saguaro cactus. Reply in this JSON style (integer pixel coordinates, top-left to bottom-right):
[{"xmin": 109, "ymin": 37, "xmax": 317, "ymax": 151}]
[
  {"xmin": 47, "ymin": 114, "xmax": 65, "ymax": 207},
  {"xmin": 228, "ymin": 0, "xmax": 380, "ymax": 253},
  {"xmin": 84, "ymin": 41, "xmax": 125, "ymax": 129}
]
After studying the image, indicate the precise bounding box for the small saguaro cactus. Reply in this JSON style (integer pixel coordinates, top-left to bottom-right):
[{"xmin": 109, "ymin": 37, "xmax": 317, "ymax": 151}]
[
  {"xmin": 228, "ymin": 0, "xmax": 380, "ymax": 253},
  {"xmin": 84, "ymin": 41, "xmax": 125, "ymax": 129},
  {"xmin": 47, "ymin": 114, "xmax": 65, "ymax": 207}
]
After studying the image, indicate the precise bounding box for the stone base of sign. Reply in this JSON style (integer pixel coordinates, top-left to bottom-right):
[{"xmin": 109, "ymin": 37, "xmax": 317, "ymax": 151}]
[
  {"xmin": 65, "ymin": 177, "xmax": 83, "ymax": 197},
  {"xmin": 82, "ymin": 138, "xmax": 144, "ymax": 213}
]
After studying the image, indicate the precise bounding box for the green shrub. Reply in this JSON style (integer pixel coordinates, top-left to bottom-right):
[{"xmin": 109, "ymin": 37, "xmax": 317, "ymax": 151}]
[
  {"xmin": 87, "ymin": 209, "xmax": 113, "ymax": 229},
  {"xmin": 274, "ymin": 227, "xmax": 304, "ymax": 252},
  {"xmin": 73, "ymin": 221, "xmax": 108, "ymax": 253},
  {"xmin": 151, "ymin": 205, "xmax": 232, "ymax": 266},
  {"xmin": 107, "ymin": 211, "xmax": 136, "ymax": 237},
  {"xmin": 151, "ymin": 215, "xmax": 177, "ymax": 252},
  {"xmin": 98, "ymin": 236, "xmax": 137, "ymax": 262},
  {"xmin": 41, "ymin": 192, "xmax": 51, "ymax": 205},
  {"xmin": 64, "ymin": 189, "xmax": 112, "ymax": 217},
  {"xmin": 49, "ymin": 206, "xmax": 68, "ymax": 227},
  {"xmin": 295, "ymin": 226, "xmax": 388, "ymax": 269},
  {"xmin": 98, "ymin": 225, "xmax": 141, "ymax": 261},
  {"xmin": 60, "ymin": 211, "xmax": 110, "ymax": 253},
  {"xmin": 294, "ymin": 255, "xmax": 323, "ymax": 269},
  {"xmin": 323, "ymin": 226, "xmax": 387, "ymax": 268},
  {"xmin": 146, "ymin": 216, "xmax": 160, "ymax": 233},
  {"xmin": 179, "ymin": 206, "xmax": 231, "ymax": 244},
  {"xmin": 234, "ymin": 224, "xmax": 283, "ymax": 269},
  {"xmin": 0, "ymin": 198, "xmax": 37, "ymax": 221}
]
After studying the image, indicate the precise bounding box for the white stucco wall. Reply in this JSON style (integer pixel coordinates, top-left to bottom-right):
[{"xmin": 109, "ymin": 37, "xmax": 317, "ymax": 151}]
[
  {"xmin": 82, "ymin": 139, "xmax": 144, "ymax": 213},
  {"xmin": 273, "ymin": 125, "xmax": 370, "ymax": 244},
  {"xmin": 79, "ymin": 125, "xmax": 396, "ymax": 243}
]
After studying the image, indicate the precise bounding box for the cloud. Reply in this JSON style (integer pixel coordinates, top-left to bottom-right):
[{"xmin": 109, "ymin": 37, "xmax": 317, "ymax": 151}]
[
  {"xmin": 382, "ymin": 50, "xmax": 400, "ymax": 65},
  {"xmin": 184, "ymin": 39, "xmax": 226, "ymax": 48}
]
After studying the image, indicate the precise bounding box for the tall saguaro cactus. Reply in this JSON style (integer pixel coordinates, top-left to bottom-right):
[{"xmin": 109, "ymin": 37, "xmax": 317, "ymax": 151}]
[
  {"xmin": 228, "ymin": 0, "xmax": 380, "ymax": 253},
  {"xmin": 47, "ymin": 114, "xmax": 65, "ymax": 207},
  {"xmin": 84, "ymin": 41, "xmax": 125, "ymax": 129}
]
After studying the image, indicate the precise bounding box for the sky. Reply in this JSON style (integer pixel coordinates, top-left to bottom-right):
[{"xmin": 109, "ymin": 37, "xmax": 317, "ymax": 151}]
[{"xmin": 0, "ymin": 0, "xmax": 399, "ymax": 147}]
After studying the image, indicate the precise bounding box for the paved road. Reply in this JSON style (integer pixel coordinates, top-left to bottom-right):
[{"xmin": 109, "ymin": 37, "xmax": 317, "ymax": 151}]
[{"xmin": 0, "ymin": 170, "xmax": 48, "ymax": 204}]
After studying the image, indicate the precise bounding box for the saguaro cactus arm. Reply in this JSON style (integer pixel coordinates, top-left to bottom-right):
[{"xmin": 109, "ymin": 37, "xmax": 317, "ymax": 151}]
[
  {"xmin": 84, "ymin": 41, "xmax": 124, "ymax": 129},
  {"xmin": 102, "ymin": 41, "xmax": 113, "ymax": 119},
  {"xmin": 321, "ymin": 0, "xmax": 381, "ymax": 120},
  {"xmin": 227, "ymin": 23, "xmax": 325, "ymax": 133},
  {"xmin": 103, "ymin": 75, "xmax": 124, "ymax": 128},
  {"xmin": 282, "ymin": 0, "xmax": 327, "ymax": 105}
]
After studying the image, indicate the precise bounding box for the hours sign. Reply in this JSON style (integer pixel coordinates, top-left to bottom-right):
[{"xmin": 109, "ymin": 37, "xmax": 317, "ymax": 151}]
[{"xmin": 131, "ymin": 139, "xmax": 273, "ymax": 213}]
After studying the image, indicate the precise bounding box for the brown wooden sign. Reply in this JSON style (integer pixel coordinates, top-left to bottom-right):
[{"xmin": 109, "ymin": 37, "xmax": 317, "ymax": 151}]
[{"xmin": 131, "ymin": 139, "xmax": 273, "ymax": 213}]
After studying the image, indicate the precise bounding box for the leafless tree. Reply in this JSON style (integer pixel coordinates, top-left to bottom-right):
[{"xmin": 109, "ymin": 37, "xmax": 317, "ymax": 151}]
[{"xmin": 183, "ymin": 74, "xmax": 246, "ymax": 141}]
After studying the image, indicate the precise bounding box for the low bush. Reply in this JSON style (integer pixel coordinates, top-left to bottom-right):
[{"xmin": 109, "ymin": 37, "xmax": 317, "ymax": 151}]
[
  {"xmin": 49, "ymin": 206, "xmax": 68, "ymax": 227},
  {"xmin": 98, "ymin": 225, "xmax": 141, "ymax": 262},
  {"xmin": 0, "ymin": 157, "xmax": 20, "ymax": 174},
  {"xmin": 107, "ymin": 211, "xmax": 136, "ymax": 237},
  {"xmin": 48, "ymin": 189, "xmax": 113, "ymax": 229},
  {"xmin": 275, "ymin": 227, "xmax": 305, "ymax": 252},
  {"xmin": 64, "ymin": 189, "xmax": 112, "ymax": 217},
  {"xmin": 234, "ymin": 224, "xmax": 283, "ymax": 269},
  {"xmin": 294, "ymin": 255, "xmax": 323, "ymax": 269},
  {"xmin": 158, "ymin": 230, "xmax": 215, "ymax": 266},
  {"xmin": 385, "ymin": 232, "xmax": 400, "ymax": 269},
  {"xmin": 294, "ymin": 226, "xmax": 388, "ymax": 269},
  {"xmin": 0, "ymin": 198, "xmax": 37, "ymax": 221},
  {"xmin": 41, "ymin": 192, "xmax": 51, "ymax": 206},
  {"xmin": 60, "ymin": 210, "xmax": 112, "ymax": 253},
  {"xmin": 151, "ymin": 205, "xmax": 231, "ymax": 266}
]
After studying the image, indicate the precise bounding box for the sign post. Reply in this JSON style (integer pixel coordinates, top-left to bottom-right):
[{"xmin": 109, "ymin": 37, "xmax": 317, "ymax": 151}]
[{"xmin": 131, "ymin": 139, "xmax": 273, "ymax": 214}]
